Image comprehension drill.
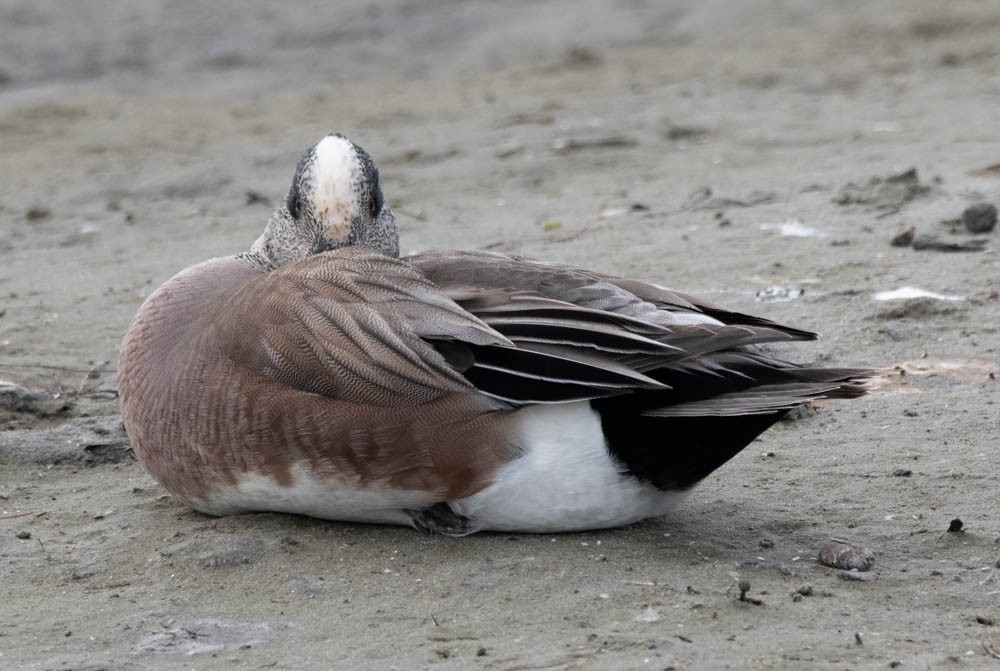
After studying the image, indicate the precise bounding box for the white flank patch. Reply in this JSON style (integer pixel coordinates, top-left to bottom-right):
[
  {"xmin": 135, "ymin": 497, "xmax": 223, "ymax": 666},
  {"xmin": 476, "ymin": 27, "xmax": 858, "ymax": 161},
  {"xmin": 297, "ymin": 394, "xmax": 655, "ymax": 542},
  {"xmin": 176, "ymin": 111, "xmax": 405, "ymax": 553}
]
[
  {"xmin": 312, "ymin": 135, "xmax": 359, "ymax": 239},
  {"xmin": 759, "ymin": 219, "xmax": 830, "ymax": 238},
  {"xmin": 453, "ymin": 401, "xmax": 686, "ymax": 533},
  {"xmin": 872, "ymin": 286, "xmax": 965, "ymax": 302},
  {"xmin": 200, "ymin": 465, "xmax": 436, "ymax": 527}
]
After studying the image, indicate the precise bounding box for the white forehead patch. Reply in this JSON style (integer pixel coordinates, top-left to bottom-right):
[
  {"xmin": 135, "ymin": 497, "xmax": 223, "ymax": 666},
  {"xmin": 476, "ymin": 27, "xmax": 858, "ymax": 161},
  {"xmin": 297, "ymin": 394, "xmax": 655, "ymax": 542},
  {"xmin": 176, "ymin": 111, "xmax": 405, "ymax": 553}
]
[{"xmin": 311, "ymin": 135, "xmax": 359, "ymax": 240}]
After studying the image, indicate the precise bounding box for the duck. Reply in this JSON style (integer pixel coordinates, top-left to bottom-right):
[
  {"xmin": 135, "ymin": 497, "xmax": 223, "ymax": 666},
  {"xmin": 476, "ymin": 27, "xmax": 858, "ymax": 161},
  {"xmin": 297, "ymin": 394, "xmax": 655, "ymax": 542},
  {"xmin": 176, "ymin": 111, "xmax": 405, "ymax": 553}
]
[{"xmin": 118, "ymin": 134, "xmax": 870, "ymax": 535}]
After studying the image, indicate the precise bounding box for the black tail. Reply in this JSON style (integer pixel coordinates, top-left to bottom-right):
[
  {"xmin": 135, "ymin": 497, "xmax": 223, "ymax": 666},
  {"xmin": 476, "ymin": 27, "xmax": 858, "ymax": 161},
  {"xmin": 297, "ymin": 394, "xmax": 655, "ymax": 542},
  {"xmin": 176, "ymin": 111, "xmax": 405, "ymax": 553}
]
[{"xmin": 593, "ymin": 353, "xmax": 871, "ymax": 489}]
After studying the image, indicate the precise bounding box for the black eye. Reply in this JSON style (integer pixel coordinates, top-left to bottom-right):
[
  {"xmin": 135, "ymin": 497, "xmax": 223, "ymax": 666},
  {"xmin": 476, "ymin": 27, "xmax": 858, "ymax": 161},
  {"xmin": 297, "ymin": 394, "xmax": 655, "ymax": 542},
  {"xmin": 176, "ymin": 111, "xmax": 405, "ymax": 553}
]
[
  {"xmin": 370, "ymin": 169, "xmax": 383, "ymax": 218},
  {"xmin": 370, "ymin": 189, "xmax": 384, "ymax": 218},
  {"xmin": 286, "ymin": 188, "xmax": 300, "ymax": 219}
]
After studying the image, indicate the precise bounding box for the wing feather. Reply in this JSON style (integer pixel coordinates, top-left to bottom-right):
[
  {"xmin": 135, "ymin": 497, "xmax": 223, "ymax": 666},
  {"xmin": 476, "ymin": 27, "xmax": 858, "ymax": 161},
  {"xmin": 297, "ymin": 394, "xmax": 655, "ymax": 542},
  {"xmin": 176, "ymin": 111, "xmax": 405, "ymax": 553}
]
[
  {"xmin": 408, "ymin": 249, "xmax": 871, "ymax": 410},
  {"xmin": 217, "ymin": 247, "xmax": 869, "ymax": 415}
]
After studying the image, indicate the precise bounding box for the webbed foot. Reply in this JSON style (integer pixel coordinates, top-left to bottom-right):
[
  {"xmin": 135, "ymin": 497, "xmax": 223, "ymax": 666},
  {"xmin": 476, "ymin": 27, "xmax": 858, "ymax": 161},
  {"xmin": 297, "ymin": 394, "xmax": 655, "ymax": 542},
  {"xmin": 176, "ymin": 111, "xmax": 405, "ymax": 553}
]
[{"xmin": 407, "ymin": 502, "xmax": 478, "ymax": 537}]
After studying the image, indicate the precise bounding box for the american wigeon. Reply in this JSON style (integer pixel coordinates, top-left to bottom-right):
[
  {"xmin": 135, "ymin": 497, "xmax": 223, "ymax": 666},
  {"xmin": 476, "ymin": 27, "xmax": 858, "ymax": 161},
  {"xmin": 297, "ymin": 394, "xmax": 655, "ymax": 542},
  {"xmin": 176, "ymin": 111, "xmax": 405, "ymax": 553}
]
[{"xmin": 118, "ymin": 134, "xmax": 869, "ymax": 535}]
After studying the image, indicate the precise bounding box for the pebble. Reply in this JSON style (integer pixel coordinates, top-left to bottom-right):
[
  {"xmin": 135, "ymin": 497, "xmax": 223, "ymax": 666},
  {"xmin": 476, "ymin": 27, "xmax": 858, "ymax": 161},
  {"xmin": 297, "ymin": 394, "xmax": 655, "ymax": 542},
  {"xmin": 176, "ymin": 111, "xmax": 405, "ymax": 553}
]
[
  {"xmin": 817, "ymin": 540, "xmax": 875, "ymax": 571},
  {"xmin": 890, "ymin": 227, "xmax": 915, "ymax": 247},
  {"xmin": 25, "ymin": 206, "xmax": 51, "ymax": 221},
  {"xmin": 961, "ymin": 202, "xmax": 997, "ymax": 233}
]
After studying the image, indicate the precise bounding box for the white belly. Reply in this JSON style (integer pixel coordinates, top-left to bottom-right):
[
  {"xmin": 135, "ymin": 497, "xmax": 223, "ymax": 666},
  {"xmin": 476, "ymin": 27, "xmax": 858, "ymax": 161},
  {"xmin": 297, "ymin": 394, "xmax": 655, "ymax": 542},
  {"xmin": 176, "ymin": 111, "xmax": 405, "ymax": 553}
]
[{"xmin": 453, "ymin": 401, "xmax": 686, "ymax": 533}]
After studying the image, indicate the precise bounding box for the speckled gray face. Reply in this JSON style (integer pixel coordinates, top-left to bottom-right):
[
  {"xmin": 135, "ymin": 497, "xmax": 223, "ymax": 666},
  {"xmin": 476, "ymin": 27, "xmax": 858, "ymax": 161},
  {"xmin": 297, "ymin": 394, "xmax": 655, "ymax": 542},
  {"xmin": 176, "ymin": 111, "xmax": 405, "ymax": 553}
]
[
  {"xmin": 246, "ymin": 134, "xmax": 398, "ymax": 270},
  {"xmin": 287, "ymin": 134, "xmax": 397, "ymax": 257}
]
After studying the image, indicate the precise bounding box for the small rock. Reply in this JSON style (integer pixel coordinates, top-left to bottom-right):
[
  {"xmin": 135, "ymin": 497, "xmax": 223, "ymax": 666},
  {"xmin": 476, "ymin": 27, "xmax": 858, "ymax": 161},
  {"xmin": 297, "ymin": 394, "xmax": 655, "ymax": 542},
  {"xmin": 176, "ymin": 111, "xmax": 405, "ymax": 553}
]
[
  {"xmin": 26, "ymin": 206, "xmax": 51, "ymax": 221},
  {"xmin": 947, "ymin": 518, "xmax": 964, "ymax": 533},
  {"xmin": 892, "ymin": 468, "xmax": 913, "ymax": 477},
  {"xmin": 818, "ymin": 540, "xmax": 875, "ymax": 571},
  {"xmin": 961, "ymin": 202, "xmax": 997, "ymax": 233},
  {"xmin": 15, "ymin": 530, "xmax": 31, "ymax": 540},
  {"xmin": 890, "ymin": 227, "xmax": 915, "ymax": 247}
]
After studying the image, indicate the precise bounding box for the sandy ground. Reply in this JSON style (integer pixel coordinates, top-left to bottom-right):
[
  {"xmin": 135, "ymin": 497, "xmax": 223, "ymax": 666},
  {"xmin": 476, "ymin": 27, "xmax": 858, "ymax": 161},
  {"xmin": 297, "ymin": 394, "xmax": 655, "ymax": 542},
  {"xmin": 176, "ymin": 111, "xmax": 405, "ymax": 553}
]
[{"xmin": 2, "ymin": 1, "xmax": 999, "ymax": 669}]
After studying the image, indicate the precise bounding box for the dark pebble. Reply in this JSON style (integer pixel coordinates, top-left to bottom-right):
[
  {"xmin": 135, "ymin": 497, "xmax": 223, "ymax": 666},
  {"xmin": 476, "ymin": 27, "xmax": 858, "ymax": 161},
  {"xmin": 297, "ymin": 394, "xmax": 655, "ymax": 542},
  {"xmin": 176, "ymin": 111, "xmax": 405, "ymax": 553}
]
[
  {"xmin": 26, "ymin": 207, "xmax": 51, "ymax": 221},
  {"xmin": 947, "ymin": 518, "xmax": 964, "ymax": 533},
  {"xmin": 890, "ymin": 227, "xmax": 915, "ymax": 247},
  {"xmin": 961, "ymin": 202, "xmax": 997, "ymax": 233},
  {"xmin": 15, "ymin": 530, "xmax": 31, "ymax": 540}
]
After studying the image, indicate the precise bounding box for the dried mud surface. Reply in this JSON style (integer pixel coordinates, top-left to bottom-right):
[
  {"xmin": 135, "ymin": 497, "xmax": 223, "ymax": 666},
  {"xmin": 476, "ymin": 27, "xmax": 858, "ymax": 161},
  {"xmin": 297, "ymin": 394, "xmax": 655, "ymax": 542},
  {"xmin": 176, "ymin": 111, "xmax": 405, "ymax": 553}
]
[{"xmin": 1, "ymin": 2, "xmax": 999, "ymax": 669}]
